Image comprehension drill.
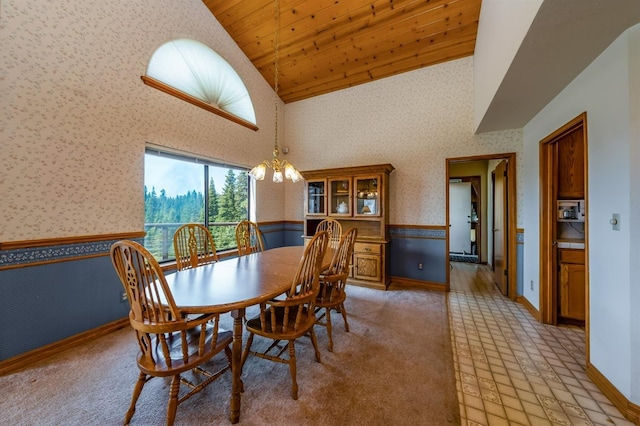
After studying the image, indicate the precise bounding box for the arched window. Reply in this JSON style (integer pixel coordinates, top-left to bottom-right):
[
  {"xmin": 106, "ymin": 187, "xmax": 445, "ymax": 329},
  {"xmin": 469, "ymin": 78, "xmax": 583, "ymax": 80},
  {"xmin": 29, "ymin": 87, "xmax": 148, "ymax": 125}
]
[{"xmin": 142, "ymin": 38, "xmax": 258, "ymax": 131}]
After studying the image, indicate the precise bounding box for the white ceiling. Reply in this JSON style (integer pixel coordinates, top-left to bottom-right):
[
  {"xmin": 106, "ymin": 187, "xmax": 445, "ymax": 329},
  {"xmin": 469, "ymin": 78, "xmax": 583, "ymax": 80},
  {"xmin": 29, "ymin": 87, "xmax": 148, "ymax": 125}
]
[{"xmin": 476, "ymin": 0, "xmax": 640, "ymax": 133}]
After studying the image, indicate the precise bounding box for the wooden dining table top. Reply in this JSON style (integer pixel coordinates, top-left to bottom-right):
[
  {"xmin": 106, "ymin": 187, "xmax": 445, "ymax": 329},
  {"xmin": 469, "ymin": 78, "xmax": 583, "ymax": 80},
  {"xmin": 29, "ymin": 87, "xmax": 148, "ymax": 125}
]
[{"xmin": 165, "ymin": 245, "xmax": 332, "ymax": 314}]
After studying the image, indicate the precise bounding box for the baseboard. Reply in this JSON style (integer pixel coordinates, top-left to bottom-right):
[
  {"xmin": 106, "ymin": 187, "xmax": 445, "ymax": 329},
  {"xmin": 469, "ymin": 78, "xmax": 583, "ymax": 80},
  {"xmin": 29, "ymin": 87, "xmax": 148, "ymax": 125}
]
[
  {"xmin": 390, "ymin": 276, "xmax": 447, "ymax": 292},
  {"xmin": 0, "ymin": 317, "xmax": 129, "ymax": 376},
  {"xmin": 586, "ymin": 362, "xmax": 640, "ymax": 424},
  {"xmin": 517, "ymin": 295, "xmax": 540, "ymax": 321}
]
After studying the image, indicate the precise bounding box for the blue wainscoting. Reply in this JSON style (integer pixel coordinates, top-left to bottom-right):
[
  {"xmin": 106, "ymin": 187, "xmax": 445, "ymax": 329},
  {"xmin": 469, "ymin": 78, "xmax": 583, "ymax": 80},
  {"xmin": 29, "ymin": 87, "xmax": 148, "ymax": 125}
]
[
  {"xmin": 257, "ymin": 222, "xmax": 283, "ymax": 249},
  {"xmin": 389, "ymin": 227, "xmax": 448, "ymax": 285},
  {"xmin": 0, "ymin": 226, "xmax": 297, "ymax": 364},
  {"xmin": 0, "ymin": 224, "xmax": 523, "ymax": 364},
  {"xmin": 283, "ymin": 222, "xmax": 305, "ymax": 247},
  {"xmin": 259, "ymin": 221, "xmax": 304, "ymax": 249},
  {"xmin": 0, "ymin": 252, "xmax": 130, "ymax": 362}
]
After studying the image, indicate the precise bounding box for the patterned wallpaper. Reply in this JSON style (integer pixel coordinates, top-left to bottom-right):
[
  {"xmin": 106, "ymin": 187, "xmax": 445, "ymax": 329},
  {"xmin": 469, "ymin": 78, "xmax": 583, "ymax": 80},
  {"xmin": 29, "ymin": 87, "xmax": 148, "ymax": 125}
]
[
  {"xmin": 0, "ymin": 0, "xmax": 287, "ymax": 242},
  {"xmin": 1, "ymin": 0, "xmax": 524, "ymax": 243},
  {"xmin": 283, "ymin": 57, "xmax": 524, "ymax": 227}
]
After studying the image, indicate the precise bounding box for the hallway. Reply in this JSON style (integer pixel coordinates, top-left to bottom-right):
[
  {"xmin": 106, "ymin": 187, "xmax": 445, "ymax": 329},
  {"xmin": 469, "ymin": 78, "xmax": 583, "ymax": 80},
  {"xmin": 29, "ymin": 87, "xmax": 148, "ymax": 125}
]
[{"xmin": 448, "ymin": 262, "xmax": 634, "ymax": 426}]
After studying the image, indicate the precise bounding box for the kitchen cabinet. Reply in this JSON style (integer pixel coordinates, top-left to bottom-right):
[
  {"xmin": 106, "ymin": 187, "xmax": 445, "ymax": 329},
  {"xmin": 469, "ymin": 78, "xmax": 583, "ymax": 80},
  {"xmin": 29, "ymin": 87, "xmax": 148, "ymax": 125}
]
[
  {"xmin": 301, "ymin": 164, "xmax": 394, "ymax": 290},
  {"xmin": 558, "ymin": 248, "xmax": 585, "ymax": 322},
  {"xmin": 556, "ymin": 126, "xmax": 585, "ymax": 199}
]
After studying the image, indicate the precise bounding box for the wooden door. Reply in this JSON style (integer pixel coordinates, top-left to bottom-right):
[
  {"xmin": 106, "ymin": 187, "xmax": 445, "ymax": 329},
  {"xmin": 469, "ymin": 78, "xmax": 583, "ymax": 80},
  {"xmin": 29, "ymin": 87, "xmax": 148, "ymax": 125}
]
[
  {"xmin": 449, "ymin": 182, "xmax": 472, "ymax": 254},
  {"xmin": 492, "ymin": 160, "xmax": 508, "ymax": 295},
  {"xmin": 540, "ymin": 113, "xmax": 588, "ymax": 327}
]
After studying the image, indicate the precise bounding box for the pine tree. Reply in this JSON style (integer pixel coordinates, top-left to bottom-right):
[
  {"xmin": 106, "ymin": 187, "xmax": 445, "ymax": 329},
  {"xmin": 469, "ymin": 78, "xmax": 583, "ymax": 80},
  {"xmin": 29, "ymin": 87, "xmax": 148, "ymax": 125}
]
[
  {"xmin": 236, "ymin": 171, "xmax": 248, "ymax": 219},
  {"xmin": 217, "ymin": 169, "xmax": 239, "ymax": 221},
  {"xmin": 208, "ymin": 178, "xmax": 219, "ymax": 223}
]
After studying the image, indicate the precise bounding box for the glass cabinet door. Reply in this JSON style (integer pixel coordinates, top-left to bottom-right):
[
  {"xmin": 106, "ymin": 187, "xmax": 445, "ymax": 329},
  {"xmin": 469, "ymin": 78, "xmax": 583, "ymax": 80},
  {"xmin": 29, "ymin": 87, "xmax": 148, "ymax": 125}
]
[
  {"xmin": 306, "ymin": 179, "xmax": 326, "ymax": 215},
  {"xmin": 329, "ymin": 178, "xmax": 352, "ymax": 216},
  {"xmin": 354, "ymin": 175, "xmax": 380, "ymax": 216}
]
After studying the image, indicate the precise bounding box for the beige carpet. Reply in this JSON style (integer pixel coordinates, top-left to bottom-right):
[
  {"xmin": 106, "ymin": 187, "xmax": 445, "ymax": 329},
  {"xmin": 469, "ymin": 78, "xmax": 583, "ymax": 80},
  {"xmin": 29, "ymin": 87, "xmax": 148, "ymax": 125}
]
[{"xmin": 1, "ymin": 285, "xmax": 460, "ymax": 425}]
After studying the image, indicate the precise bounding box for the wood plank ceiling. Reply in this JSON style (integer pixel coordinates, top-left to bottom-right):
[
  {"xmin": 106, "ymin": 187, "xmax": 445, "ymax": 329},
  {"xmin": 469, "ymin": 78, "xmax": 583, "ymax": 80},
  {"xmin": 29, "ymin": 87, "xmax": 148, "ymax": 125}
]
[{"xmin": 203, "ymin": 0, "xmax": 481, "ymax": 103}]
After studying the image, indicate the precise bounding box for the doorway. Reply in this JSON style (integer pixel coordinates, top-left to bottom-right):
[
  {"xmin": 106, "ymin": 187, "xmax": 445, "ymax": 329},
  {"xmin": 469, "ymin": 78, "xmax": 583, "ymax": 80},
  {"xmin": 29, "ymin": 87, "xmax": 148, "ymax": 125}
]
[
  {"xmin": 446, "ymin": 153, "xmax": 517, "ymax": 299},
  {"xmin": 449, "ymin": 176, "xmax": 481, "ymax": 263},
  {"xmin": 449, "ymin": 181, "xmax": 472, "ymax": 255},
  {"xmin": 539, "ymin": 113, "xmax": 589, "ymax": 329}
]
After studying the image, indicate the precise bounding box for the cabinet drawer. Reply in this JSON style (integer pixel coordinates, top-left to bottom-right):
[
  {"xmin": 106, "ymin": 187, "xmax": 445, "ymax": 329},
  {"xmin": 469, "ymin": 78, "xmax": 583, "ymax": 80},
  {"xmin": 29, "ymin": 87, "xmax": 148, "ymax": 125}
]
[
  {"xmin": 354, "ymin": 242, "xmax": 381, "ymax": 254},
  {"xmin": 558, "ymin": 249, "xmax": 584, "ymax": 264}
]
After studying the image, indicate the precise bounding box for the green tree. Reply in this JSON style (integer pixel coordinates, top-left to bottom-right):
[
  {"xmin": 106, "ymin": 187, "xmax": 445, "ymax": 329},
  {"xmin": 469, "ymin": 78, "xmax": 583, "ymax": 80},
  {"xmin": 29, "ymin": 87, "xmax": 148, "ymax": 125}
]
[
  {"xmin": 208, "ymin": 178, "xmax": 219, "ymax": 223},
  {"xmin": 217, "ymin": 169, "xmax": 239, "ymax": 221},
  {"xmin": 236, "ymin": 171, "xmax": 248, "ymax": 219}
]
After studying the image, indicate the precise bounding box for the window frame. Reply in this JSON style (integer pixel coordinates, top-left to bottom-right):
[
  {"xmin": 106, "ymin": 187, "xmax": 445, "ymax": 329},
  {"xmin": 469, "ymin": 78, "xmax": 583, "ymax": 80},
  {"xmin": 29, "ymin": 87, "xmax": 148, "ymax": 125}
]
[{"xmin": 144, "ymin": 146, "xmax": 253, "ymax": 263}]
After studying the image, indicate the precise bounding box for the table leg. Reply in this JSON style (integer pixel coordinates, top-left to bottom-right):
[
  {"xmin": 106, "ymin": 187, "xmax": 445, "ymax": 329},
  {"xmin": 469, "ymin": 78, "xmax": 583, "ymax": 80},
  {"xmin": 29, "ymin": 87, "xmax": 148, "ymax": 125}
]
[{"xmin": 230, "ymin": 308, "xmax": 245, "ymax": 424}]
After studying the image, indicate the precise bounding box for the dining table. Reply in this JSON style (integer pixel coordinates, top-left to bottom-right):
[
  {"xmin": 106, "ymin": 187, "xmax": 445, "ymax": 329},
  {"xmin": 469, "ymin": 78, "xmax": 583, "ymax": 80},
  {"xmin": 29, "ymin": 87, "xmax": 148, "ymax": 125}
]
[{"xmin": 164, "ymin": 245, "xmax": 333, "ymax": 424}]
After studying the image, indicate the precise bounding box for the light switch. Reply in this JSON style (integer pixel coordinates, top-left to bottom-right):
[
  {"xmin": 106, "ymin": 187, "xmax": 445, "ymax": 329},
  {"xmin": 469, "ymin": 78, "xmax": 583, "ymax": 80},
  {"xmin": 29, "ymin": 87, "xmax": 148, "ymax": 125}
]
[{"xmin": 610, "ymin": 213, "xmax": 620, "ymax": 231}]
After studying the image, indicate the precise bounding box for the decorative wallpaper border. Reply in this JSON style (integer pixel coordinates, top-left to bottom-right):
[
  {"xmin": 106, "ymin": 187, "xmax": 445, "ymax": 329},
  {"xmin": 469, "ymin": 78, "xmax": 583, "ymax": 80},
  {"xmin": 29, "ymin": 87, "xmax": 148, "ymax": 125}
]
[
  {"xmin": 389, "ymin": 227, "xmax": 446, "ymax": 239},
  {"xmin": 1, "ymin": 224, "xmax": 506, "ymax": 269},
  {"xmin": 0, "ymin": 238, "xmax": 144, "ymax": 270}
]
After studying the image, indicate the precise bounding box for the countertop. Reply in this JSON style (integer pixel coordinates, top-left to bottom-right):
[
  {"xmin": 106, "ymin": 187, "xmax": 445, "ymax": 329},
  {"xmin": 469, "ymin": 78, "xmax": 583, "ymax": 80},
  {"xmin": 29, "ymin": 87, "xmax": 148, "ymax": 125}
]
[{"xmin": 556, "ymin": 238, "xmax": 585, "ymax": 249}]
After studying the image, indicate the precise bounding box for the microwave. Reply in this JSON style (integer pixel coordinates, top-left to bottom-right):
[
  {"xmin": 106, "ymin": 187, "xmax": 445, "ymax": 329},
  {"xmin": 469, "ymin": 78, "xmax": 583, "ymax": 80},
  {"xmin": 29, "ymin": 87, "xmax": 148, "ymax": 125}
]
[{"xmin": 557, "ymin": 200, "xmax": 585, "ymax": 222}]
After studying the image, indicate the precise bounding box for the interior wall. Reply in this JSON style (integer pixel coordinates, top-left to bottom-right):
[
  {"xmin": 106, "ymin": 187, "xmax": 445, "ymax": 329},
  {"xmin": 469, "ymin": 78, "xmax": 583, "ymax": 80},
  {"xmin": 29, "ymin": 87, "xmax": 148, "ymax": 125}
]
[
  {"xmin": 1, "ymin": 0, "xmax": 285, "ymax": 243},
  {"xmin": 523, "ymin": 24, "xmax": 640, "ymax": 404},
  {"xmin": 284, "ymin": 58, "xmax": 525, "ymax": 229},
  {"xmin": 473, "ymin": 0, "xmax": 543, "ymax": 131},
  {"xmin": 627, "ymin": 24, "xmax": 640, "ymax": 405}
]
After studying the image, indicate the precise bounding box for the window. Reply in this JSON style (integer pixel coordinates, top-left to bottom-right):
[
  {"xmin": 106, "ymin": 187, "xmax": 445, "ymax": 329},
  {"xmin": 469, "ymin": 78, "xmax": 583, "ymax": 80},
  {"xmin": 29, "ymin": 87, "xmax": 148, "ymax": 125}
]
[
  {"xmin": 142, "ymin": 38, "xmax": 258, "ymax": 131},
  {"xmin": 144, "ymin": 148, "xmax": 251, "ymax": 262}
]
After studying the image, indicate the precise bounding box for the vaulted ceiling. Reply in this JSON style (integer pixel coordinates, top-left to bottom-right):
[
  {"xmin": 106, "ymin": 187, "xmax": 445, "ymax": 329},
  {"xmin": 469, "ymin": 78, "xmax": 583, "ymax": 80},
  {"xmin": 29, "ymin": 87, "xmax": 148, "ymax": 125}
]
[
  {"xmin": 205, "ymin": 1, "xmax": 640, "ymax": 132},
  {"xmin": 203, "ymin": 0, "xmax": 481, "ymax": 103}
]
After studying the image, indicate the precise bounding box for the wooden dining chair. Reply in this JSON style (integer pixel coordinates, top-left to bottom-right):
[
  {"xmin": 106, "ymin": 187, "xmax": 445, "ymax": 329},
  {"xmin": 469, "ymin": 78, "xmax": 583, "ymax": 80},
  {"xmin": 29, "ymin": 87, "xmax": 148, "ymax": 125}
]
[
  {"xmin": 235, "ymin": 220, "xmax": 264, "ymax": 256},
  {"xmin": 173, "ymin": 223, "xmax": 219, "ymax": 270},
  {"xmin": 315, "ymin": 227, "xmax": 358, "ymax": 352},
  {"xmin": 110, "ymin": 240, "xmax": 232, "ymax": 426},
  {"xmin": 240, "ymin": 230, "xmax": 329, "ymax": 400},
  {"xmin": 316, "ymin": 218, "xmax": 342, "ymax": 249}
]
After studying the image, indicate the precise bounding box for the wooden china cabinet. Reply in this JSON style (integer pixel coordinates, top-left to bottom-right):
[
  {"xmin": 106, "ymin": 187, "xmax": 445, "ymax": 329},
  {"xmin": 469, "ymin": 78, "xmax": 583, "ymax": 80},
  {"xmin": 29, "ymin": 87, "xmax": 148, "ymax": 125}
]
[{"xmin": 300, "ymin": 164, "xmax": 394, "ymax": 290}]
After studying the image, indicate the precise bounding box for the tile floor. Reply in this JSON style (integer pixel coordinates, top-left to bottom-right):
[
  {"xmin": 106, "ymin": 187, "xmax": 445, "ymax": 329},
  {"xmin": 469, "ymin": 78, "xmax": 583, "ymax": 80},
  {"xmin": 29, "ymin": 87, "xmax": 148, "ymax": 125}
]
[{"xmin": 448, "ymin": 261, "xmax": 636, "ymax": 426}]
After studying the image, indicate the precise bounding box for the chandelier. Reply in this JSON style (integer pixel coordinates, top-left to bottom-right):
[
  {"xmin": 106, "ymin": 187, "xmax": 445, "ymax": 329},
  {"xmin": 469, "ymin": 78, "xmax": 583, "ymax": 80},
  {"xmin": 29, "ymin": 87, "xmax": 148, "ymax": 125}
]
[{"xmin": 249, "ymin": 0, "xmax": 302, "ymax": 183}]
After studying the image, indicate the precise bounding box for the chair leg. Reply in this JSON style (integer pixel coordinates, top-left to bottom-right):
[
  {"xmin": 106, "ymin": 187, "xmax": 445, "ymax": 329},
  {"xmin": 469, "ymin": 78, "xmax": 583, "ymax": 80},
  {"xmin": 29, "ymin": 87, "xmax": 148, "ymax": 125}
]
[
  {"xmin": 340, "ymin": 303, "xmax": 350, "ymax": 332},
  {"xmin": 287, "ymin": 340, "xmax": 298, "ymax": 400},
  {"xmin": 325, "ymin": 307, "xmax": 334, "ymax": 352},
  {"xmin": 124, "ymin": 371, "xmax": 146, "ymax": 425},
  {"xmin": 309, "ymin": 328, "xmax": 322, "ymax": 363},
  {"xmin": 166, "ymin": 375, "xmax": 180, "ymax": 426},
  {"xmin": 241, "ymin": 332, "xmax": 254, "ymax": 368}
]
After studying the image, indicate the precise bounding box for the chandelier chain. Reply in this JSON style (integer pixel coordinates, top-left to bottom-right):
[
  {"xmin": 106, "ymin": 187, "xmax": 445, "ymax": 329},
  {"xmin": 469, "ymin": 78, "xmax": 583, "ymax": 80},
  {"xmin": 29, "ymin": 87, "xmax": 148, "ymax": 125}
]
[
  {"xmin": 273, "ymin": 0, "xmax": 280, "ymax": 153},
  {"xmin": 248, "ymin": 0, "xmax": 302, "ymax": 183}
]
